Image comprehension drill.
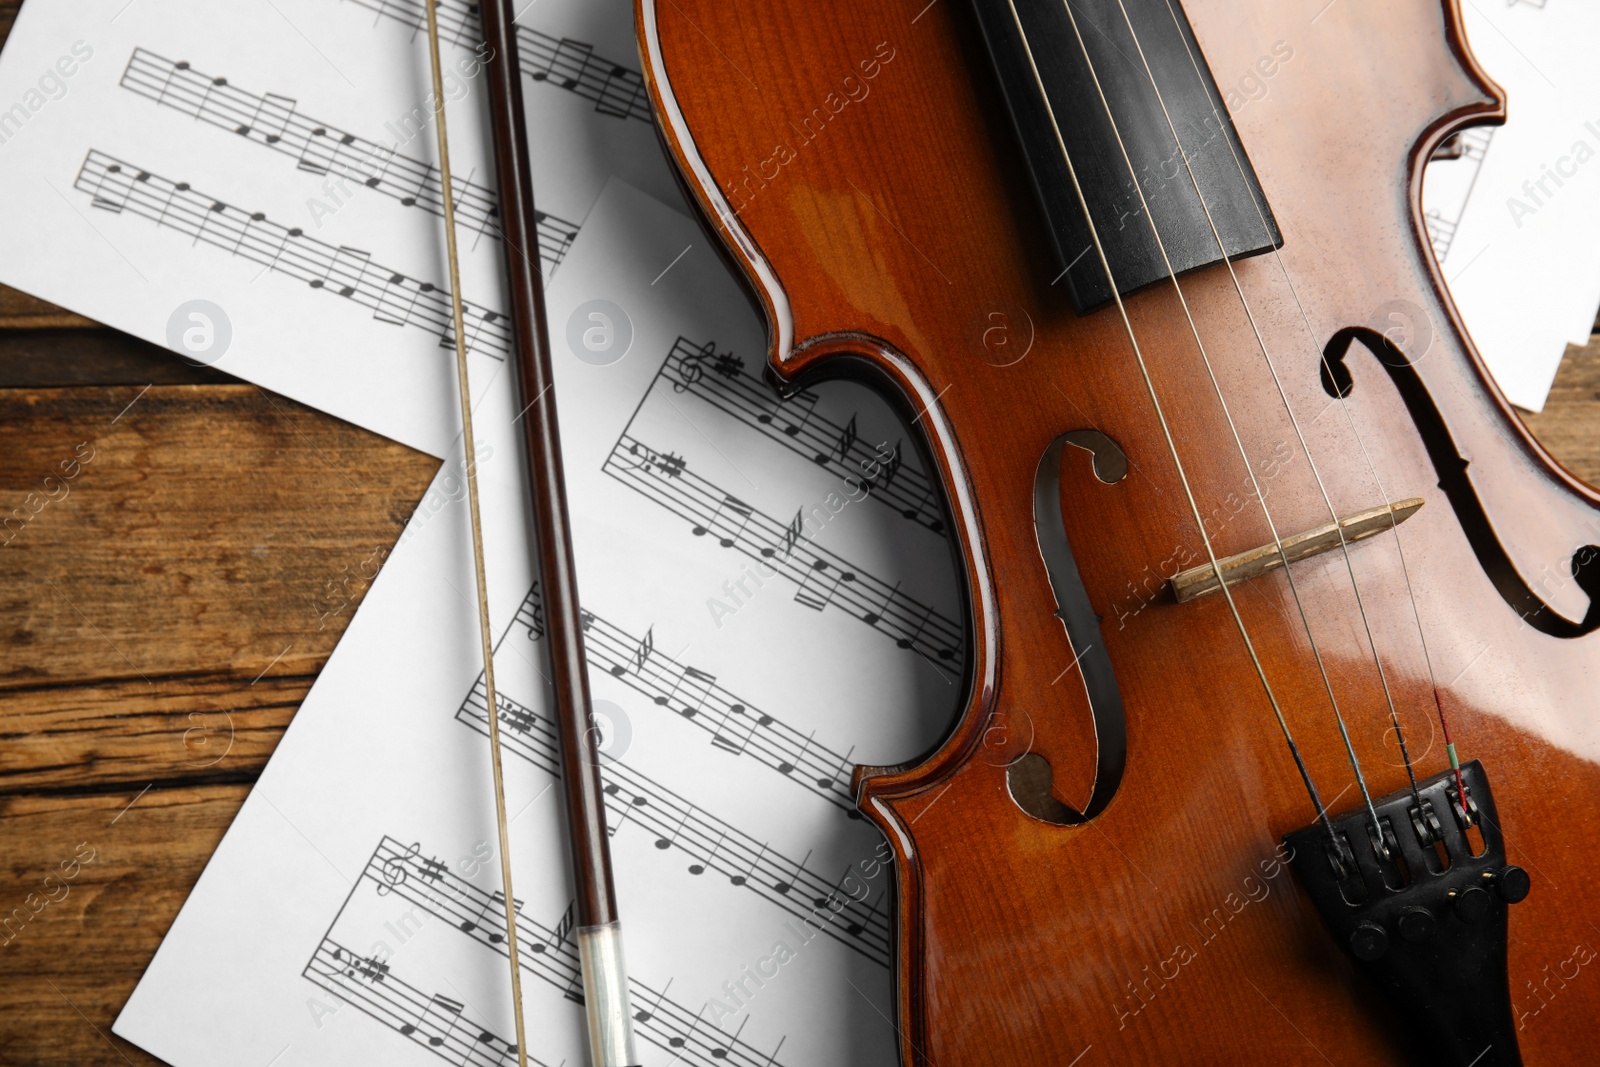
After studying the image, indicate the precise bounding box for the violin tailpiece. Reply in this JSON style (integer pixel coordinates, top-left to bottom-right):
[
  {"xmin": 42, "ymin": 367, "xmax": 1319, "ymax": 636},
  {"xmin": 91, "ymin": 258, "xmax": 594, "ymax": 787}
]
[{"xmin": 1285, "ymin": 761, "xmax": 1529, "ymax": 1067}]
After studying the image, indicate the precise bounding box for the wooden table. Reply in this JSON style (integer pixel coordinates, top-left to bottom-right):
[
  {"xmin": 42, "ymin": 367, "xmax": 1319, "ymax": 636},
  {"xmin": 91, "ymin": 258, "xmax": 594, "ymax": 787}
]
[{"xmin": 1, "ymin": 10, "xmax": 1598, "ymax": 1064}]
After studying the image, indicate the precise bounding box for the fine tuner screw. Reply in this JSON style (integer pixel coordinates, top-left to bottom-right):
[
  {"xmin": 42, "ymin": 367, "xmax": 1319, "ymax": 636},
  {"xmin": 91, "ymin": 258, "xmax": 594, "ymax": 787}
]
[{"xmin": 1346, "ymin": 865, "xmax": 1529, "ymax": 959}]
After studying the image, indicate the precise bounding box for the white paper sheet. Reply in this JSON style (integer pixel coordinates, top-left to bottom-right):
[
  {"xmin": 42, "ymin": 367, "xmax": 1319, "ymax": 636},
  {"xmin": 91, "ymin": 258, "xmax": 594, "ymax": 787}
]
[
  {"xmin": 1422, "ymin": 0, "xmax": 1600, "ymax": 412},
  {"xmin": 0, "ymin": 0, "xmax": 683, "ymax": 458},
  {"xmin": 112, "ymin": 178, "xmax": 963, "ymax": 1067}
]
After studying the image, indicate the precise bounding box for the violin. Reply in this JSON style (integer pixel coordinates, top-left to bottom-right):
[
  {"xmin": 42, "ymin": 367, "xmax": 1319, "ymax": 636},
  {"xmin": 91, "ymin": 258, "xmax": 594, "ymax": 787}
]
[{"xmin": 636, "ymin": 0, "xmax": 1600, "ymax": 1063}]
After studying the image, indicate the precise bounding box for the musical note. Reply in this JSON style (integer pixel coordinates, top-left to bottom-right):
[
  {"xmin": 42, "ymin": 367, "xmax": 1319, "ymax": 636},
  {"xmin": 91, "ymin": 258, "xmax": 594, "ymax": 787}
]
[
  {"xmin": 310, "ymin": 245, "xmax": 372, "ymax": 299},
  {"xmin": 193, "ymin": 198, "xmax": 230, "ymax": 248},
  {"xmin": 693, "ymin": 494, "xmax": 754, "ymax": 548},
  {"xmin": 660, "ymin": 664, "xmax": 715, "ymax": 720},
  {"xmin": 710, "ymin": 698, "xmax": 759, "ymax": 757},
  {"xmin": 552, "ymin": 901, "xmax": 576, "ymax": 944},
  {"xmin": 793, "ymin": 558, "xmax": 856, "ymax": 612},
  {"xmin": 399, "ymin": 993, "xmax": 464, "ymax": 1048},
  {"xmin": 776, "ymin": 733, "xmax": 813, "ymax": 777},
  {"xmin": 231, "ymin": 209, "xmax": 267, "ymax": 257},
  {"xmin": 593, "ymin": 63, "xmax": 646, "ymax": 120},
  {"xmin": 687, "ymin": 829, "xmax": 725, "ymax": 875},
  {"xmin": 373, "ymin": 271, "xmax": 420, "ymax": 327},
  {"xmin": 847, "ymin": 885, "xmax": 888, "ymax": 937},
  {"xmin": 771, "ymin": 509, "xmax": 800, "ymax": 561},
  {"xmin": 152, "ymin": 56, "xmax": 187, "ymax": 108},
  {"xmin": 730, "ymin": 844, "xmax": 766, "ymax": 888},
  {"xmin": 459, "ymin": 308, "xmax": 502, "ymax": 354},
  {"xmin": 401, "ymin": 162, "xmax": 436, "ymax": 211},
  {"xmin": 460, "ymin": 889, "xmax": 517, "ymax": 944},
  {"xmin": 773, "ymin": 850, "xmax": 812, "ymax": 897},
  {"xmin": 654, "ymin": 803, "xmax": 692, "ymax": 852},
  {"xmin": 667, "ymin": 1005, "xmax": 707, "ymax": 1051},
  {"xmin": 522, "ymin": 593, "xmax": 549, "ymax": 640},
  {"xmin": 861, "ymin": 581, "xmax": 899, "ymax": 626},
  {"xmin": 878, "ymin": 442, "xmax": 904, "ymax": 491},
  {"xmin": 635, "ymin": 981, "xmax": 671, "ymax": 1025},
  {"xmin": 194, "ymin": 72, "xmax": 226, "ymax": 126},
  {"xmin": 757, "ymin": 388, "xmax": 818, "ymax": 438},
  {"xmin": 533, "ymin": 37, "xmax": 595, "ymax": 92},
  {"xmin": 816, "ymin": 414, "xmax": 858, "ymax": 466},
  {"xmin": 816, "ymin": 749, "xmax": 855, "ymax": 793},
  {"xmin": 153, "ymin": 178, "xmax": 190, "ymax": 230},
  {"xmin": 608, "ymin": 626, "xmax": 653, "ymax": 677},
  {"xmin": 81, "ymin": 159, "xmax": 132, "ymax": 213},
  {"xmin": 249, "ymin": 90, "xmax": 297, "ymax": 144},
  {"xmin": 295, "ymin": 124, "xmax": 361, "ymax": 176}
]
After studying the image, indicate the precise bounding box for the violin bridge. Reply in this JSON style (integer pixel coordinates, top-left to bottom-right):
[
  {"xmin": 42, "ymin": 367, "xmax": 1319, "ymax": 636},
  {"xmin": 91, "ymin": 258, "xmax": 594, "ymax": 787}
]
[{"xmin": 1169, "ymin": 498, "xmax": 1423, "ymax": 603}]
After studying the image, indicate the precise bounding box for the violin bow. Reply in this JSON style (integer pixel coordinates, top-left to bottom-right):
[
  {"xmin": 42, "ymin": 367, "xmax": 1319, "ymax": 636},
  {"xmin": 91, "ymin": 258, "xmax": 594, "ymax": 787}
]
[{"xmin": 423, "ymin": 2, "xmax": 638, "ymax": 1065}]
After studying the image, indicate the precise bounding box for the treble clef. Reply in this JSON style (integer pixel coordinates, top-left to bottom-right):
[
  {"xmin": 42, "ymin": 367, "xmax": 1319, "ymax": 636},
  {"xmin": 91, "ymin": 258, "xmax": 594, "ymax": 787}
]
[
  {"xmin": 674, "ymin": 338, "xmax": 717, "ymax": 391},
  {"xmin": 376, "ymin": 840, "xmax": 420, "ymax": 896}
]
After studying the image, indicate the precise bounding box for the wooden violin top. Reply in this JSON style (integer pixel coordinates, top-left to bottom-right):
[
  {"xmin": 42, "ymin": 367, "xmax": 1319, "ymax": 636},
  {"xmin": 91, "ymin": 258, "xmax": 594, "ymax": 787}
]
[{"xmin": 640, "ymin": 0, "xmax": 1600, "ymax": 1063}]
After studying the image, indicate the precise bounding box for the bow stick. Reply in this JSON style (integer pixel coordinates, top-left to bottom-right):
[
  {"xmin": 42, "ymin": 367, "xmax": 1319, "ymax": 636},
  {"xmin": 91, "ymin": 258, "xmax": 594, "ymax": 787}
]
[{"xmin": 423, "ymin": 2, "xmax": 638, "ymax": 1065}]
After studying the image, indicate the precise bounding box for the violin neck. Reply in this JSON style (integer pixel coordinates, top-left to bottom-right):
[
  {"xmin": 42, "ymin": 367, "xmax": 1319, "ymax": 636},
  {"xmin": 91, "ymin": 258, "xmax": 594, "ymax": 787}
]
[{"xmin": 969, "ymin": 0, "xmax": 1283, "ymax": 311}]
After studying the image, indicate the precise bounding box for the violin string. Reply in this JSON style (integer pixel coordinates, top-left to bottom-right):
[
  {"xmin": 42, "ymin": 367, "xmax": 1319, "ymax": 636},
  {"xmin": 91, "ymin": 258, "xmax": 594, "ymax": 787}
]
[
  {"xmin": 1046, "ymin": 0, "xmax": 1389, "ymax": 844},
  {"xmin": 424, "ymin": 2, "xmax": 532, "ymax": 1064},
  {"xmin": 1151, "ymin": 0, "xmax": 1469, "ymax": 813},
  {"xmin": 1103, "ymin": 0, "xmax": 1426, "ymax": 808},
  {"xmin": 1000, "ymin": 0, "xmax": 1335, "ymax": 835}
]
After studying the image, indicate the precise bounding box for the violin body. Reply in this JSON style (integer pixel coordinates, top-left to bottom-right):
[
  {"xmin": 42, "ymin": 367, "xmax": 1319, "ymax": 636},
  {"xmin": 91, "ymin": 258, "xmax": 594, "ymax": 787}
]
[{"xmin": 638, "ymin": 0, "xmax": 1600, "ymax": 1063}]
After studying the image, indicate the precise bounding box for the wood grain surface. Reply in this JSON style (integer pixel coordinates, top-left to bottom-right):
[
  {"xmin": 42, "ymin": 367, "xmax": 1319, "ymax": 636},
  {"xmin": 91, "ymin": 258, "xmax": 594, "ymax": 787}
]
[
  {"xmin": 0, "ymin": 0, "xmax": 1597, "ymax": 1060},
  {"xmin": 0, "ymin": 289, "xmax": 438, "ymax": 1065}
]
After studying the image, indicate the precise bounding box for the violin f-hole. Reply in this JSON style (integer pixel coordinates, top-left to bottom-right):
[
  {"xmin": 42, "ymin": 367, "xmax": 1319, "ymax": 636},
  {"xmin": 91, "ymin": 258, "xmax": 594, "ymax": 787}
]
[
  {"xmin": 1322, "ymin": 326, "xmax": 1600, "ymax": 638},
  {"xmin": 1008, "ymin": 430, "xmax": 1129, "ymax": 825}
]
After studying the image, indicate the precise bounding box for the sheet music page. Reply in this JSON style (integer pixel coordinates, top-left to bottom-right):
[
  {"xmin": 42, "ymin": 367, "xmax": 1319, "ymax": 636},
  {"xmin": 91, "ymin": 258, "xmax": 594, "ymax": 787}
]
[
  {"xmin": 113, "ymin": 178, "xmax": 963, "ymax": 1067},
  {"xmin": 1422, "ymin": 0, "xmax": 1600, "ymax": 413},
  {"xmin": 0, "ymin": 0, "xmax": 678, "ymax": 457}
]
